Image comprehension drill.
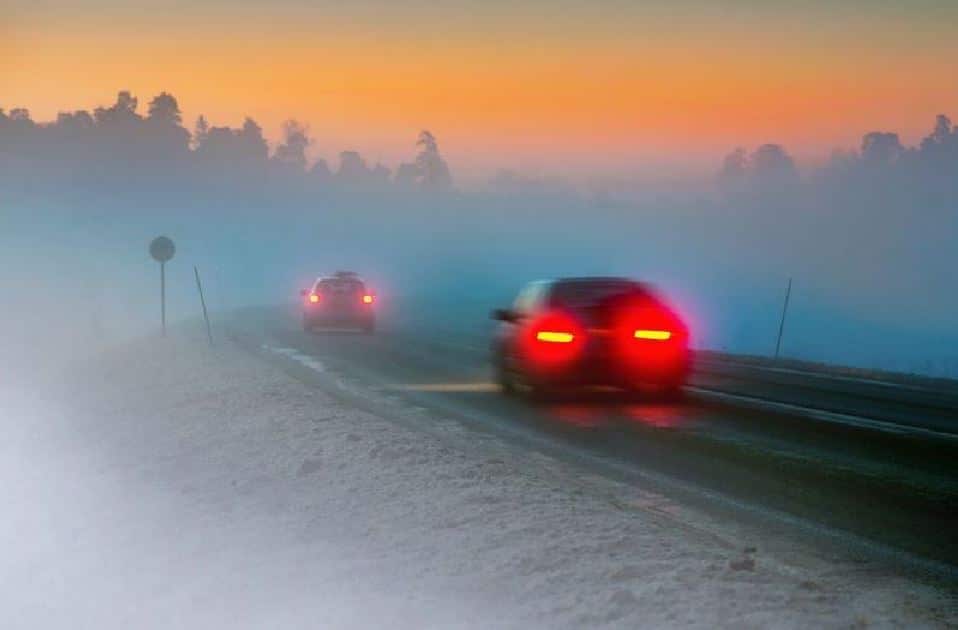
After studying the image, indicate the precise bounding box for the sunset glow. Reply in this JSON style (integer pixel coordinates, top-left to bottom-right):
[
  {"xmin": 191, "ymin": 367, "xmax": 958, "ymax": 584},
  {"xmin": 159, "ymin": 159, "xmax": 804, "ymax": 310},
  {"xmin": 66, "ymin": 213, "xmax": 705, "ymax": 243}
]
[{"xmin": 5, "ymin": 1, "xmax": 958, "ymax": 176}]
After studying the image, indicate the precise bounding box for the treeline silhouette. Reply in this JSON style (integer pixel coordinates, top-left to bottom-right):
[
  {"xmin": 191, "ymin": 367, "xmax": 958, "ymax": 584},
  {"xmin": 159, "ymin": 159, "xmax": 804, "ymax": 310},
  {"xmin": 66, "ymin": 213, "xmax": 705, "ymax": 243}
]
[
  {"xmin": 717, "ymin": 115, "xmax": 958, "ymax": 195},
  {"xmin": 3, "ymin": 89, "xmax": 956, "ymax": 201},
  {"xmin": 3, "ymin": 91, "xmax": 957, "ymax": 374},
  {"xmin": 0, "ymin": 90, "xmax": 452, "ymax": 199}
]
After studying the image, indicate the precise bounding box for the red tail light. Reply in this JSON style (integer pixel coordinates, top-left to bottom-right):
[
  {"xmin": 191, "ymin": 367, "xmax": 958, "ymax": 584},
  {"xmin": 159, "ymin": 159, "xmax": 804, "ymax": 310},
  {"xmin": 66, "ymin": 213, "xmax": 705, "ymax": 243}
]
[
  {"xmin": 521, "ymin": 311, "xmax": 585, "ymax": 368},
  {"xmin": 633, "ymin": 329, "xmax": 671, "ymax": 341},
  {"xmin": 611, "ymin": 298, "xmax": 688, "ymax": 373},
  {"xmin": 536, "ymin": 330, "xmax": 575, "ymax": 343},
  {"xmin": 362, "ymin": 294, "xmax": 374, "ymax": 304},
  {"xmin": 613, "ymin": 301, "xmax": 684, "ymax": 342},
  {"xmin": 308, "ymin": 293, "xmax": 320, "ymax": 303}
]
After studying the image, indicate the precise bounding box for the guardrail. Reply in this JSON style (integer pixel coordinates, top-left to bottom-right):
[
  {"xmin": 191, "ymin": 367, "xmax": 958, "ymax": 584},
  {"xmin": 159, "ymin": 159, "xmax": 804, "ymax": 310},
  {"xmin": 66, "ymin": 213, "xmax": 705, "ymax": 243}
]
[{"xmin": 691, "ymin": 353, "xmax": 958, "ymax": 435}]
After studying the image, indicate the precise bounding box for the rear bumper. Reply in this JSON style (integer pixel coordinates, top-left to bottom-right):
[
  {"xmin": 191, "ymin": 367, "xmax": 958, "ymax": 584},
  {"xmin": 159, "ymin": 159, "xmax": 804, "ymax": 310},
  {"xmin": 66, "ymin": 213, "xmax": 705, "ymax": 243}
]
[
  {"xmin": 303, "ymin": 308, "xmax": 374, "ymax": 328},
  {"xmin": 523, "ymin": 351, "xmax": 690, "ymax": 389}
]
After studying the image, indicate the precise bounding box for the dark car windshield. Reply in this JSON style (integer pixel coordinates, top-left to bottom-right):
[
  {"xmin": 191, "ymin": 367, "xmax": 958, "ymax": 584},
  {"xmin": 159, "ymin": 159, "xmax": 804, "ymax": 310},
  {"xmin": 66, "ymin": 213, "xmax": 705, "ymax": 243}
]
[
  {"xmin": 550, "ymin": 279, "xmax": 649, "ymax": 307},
  {"xmin": 549, "ymin": 279, "xmax": 657, "ymax": 324},
  {"xmin": 317, "ymin": 278, "xmax": 365, "ymax": 294}
]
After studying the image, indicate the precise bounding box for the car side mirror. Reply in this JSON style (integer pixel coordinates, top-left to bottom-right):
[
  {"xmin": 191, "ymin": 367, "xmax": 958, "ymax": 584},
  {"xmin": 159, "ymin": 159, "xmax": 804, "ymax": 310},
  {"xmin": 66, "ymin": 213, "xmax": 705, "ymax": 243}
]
[{"xmin": 491, "ymin": 308, "xmax": 519, "ymax": 323}]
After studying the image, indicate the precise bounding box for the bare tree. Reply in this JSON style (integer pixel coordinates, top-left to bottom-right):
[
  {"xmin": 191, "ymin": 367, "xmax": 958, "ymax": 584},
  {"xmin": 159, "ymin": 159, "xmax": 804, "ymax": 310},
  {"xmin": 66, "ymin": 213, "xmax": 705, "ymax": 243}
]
[
  {"xmin": 415, "ymin": 130, "xmax": 452, "ymax": 190},
  {"xmin": 94, "ymin": 91, "xmax": 140, "ymax": 126},
  {"xmin": 272, "ymin": 119, "xmax": 310, "ymax": 171},
  {"xmin": 861, "ymin": 132, "xmax": 903, "ymax": 167},
  {"xmin": 147, "ymin": 92, "xmax": 182, "ymax": 125},
  {"xmin": 336, "ymin": 150, "xmax": 370, "ymax": 183},
  {"xmin": 718, "ymin": 147, "xmax": 748, "ymax": 190},
  {"xmin": 192, "ymin": 115, "xmax": 209, "ymax": 150},
  {"xmin": 750, "ymin": 144, "xmax": 797, "ymax": 180}
]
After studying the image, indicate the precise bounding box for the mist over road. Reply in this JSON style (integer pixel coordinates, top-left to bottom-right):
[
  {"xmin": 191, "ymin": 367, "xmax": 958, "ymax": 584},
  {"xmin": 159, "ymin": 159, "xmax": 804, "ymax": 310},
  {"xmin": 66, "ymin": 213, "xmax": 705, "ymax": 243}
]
[
  {"xmin": 7, "ymin": 4, "xmax": 958, "ymax": 625},
  {"xmin": 226, "ymin": 304, "xmax": 958, "ymax": 574},
  {"xmin": 3, "ymin": 309, "xmax": 956, "ymax": 628}
]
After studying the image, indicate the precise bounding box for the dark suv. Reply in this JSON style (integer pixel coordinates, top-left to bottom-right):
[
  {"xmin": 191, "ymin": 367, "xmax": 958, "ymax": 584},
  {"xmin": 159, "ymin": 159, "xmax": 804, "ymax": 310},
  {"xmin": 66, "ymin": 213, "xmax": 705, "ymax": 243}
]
[
  {"xmin": 491, "ymin": 277, "xmax": 689, "ymax": 397},
  {"xmin": 301, "ymin": 271, "xmax": 376, "ymax": 333}
]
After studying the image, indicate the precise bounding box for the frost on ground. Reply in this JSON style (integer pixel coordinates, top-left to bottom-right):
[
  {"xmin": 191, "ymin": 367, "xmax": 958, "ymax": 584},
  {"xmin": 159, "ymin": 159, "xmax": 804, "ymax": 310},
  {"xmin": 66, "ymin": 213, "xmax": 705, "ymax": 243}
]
[{"xmin": 1, "ymin": 330, "xmax": 955, "ymax": 629}]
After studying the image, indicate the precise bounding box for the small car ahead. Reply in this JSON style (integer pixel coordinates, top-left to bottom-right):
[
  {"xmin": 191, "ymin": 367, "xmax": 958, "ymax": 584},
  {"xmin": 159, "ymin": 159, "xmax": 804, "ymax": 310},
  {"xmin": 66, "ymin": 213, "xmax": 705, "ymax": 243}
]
[{"xmin": 301, "ymin": 271, "xmax": 376, "ymax": 333}]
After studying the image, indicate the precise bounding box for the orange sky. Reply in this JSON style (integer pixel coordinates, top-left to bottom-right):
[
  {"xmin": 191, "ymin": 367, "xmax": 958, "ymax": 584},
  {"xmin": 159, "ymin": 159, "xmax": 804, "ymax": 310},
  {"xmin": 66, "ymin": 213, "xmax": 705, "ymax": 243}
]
[{"xmin": 4, "ymin": 1, "xmax": 958, "ymax": 178}]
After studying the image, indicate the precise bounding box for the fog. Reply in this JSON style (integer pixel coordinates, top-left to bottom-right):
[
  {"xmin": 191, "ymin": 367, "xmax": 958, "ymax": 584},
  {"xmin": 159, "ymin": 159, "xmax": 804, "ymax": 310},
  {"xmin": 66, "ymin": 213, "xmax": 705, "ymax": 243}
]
[
  {"xmin": 2, "ymin": 93, "xmax": 957, "ymax": 376},
  {"xmin": 1, "ymin": 345, "xmax": 503, "ymax": 629},
  {"xmin": 2, "ymin": 91, "xmax": 958, "ymax": 629}
]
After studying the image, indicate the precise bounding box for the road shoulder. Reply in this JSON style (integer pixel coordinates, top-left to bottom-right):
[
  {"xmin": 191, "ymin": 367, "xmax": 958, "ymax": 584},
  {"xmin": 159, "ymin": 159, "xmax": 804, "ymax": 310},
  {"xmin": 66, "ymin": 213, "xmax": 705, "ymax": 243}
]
[{"xmin": 4, "ymin": 327, "xmax": 954, "ymax": 628}]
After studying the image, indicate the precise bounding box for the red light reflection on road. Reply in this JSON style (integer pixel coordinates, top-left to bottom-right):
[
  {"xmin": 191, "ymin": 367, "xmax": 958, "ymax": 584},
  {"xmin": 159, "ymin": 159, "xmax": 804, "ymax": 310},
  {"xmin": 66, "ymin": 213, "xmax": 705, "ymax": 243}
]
[
  {"xmin": 550, "ymin": 404, "xmax": 610, "ymax": 428},
  {"xmin": 545, "ymin": 394, "xmax": 690, "ymax": 430},
  {"xmin": 623, "ymin": 404, "xmax": 684, "ymax": 428}
]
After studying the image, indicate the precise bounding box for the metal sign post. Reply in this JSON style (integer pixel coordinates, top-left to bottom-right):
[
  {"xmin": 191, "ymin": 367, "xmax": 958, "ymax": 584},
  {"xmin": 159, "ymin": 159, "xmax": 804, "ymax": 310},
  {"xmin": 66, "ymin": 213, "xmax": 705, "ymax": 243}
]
[{"xmin": 149, "ymin": 236, "xmax": 176, "ymax": 336}]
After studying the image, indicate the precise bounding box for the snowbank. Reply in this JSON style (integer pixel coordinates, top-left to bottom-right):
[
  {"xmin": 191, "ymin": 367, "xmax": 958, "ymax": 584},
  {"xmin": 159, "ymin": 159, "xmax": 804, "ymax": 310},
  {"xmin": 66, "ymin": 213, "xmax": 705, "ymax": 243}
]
[{"xmin": 1, "ymin": 328, "xmax": 954, "ymax": 628}]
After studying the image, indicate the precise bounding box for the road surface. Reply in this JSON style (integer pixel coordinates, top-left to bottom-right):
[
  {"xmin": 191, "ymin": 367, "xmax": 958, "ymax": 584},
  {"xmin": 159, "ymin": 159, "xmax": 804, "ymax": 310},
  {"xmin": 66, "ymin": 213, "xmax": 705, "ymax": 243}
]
[{"xmin": 224, "ymin": 304, "xmax": 958, "ymax": 575}]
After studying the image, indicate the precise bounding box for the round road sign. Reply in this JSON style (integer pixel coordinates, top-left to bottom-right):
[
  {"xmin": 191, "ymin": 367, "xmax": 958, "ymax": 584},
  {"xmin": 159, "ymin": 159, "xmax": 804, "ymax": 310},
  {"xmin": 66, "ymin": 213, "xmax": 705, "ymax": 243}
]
[{"xmin": 149, "ymin": 236, "xmax": 176, "ymax": 263}]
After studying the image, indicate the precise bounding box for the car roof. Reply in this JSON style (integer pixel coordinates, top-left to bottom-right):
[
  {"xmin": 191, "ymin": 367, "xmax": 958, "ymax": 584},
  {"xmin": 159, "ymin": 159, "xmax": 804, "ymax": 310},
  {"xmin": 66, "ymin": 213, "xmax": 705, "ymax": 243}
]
[
  {"xmin": 314, "ymin": 274, "xmax": 365, "ymax": 285},
  {"xmin": 547, "ymin": 277, "xmax": 657, "ymax": 302},
  {"xmin": 550, "ymin": 277, "xmax": 648, "ymax": 293},
  {"xmin": 553, "ymin": 276, "xmax": 636, "ymax": 286},
  {"xmin": 315, "ymin": 270, "xmax": 363, "ymax": 280}
]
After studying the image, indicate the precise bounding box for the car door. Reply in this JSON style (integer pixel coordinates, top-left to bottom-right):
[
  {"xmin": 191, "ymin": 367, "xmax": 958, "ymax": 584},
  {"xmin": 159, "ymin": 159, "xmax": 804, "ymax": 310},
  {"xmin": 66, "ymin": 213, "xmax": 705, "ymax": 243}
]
[{"xmin": 504, "ymin": 280, "xmax": 550, "ymax": 354}]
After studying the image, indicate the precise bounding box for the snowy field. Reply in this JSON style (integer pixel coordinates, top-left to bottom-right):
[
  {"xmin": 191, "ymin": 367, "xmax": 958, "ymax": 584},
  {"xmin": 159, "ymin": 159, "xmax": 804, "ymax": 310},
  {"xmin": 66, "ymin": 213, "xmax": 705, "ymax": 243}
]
[{"xmin": 2, "ymin": 327, "xmax": 955, "ymax": 629}]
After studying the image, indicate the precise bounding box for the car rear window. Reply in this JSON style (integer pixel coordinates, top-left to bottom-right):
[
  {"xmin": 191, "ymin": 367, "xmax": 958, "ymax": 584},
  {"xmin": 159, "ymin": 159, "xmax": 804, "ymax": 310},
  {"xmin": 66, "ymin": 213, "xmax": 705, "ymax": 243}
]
[
  {"xmin": 317, "ymin": 278, "xmax": 365, "ymax": 294},
  {"xmin": 549, "ymin": 279, "xmax": 659, "ymax": 325},
  {"xmin": 550, "ymin": 279, "xmax": 649, "ymax": 309}
]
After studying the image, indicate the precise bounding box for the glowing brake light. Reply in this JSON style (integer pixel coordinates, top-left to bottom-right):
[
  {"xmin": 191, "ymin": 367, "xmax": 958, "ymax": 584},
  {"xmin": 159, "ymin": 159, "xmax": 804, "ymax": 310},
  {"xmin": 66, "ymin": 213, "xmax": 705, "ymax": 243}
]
[
  {"xmin": 522, "ymin": 311, "xmax": 584, "ymax": 367},
  {"xmin": 309, "ymin": 294, "xmax": 320, "ymax": 303},
  {"xmin": 362, "ymin": 294, "xmax": 374, "ymax": 304},
  {"xmin": 536, "ymin": 331, "xmax": 575, "ymax": 343},
  {"xmin": 634, "ymin": 329, "xmax": 671, "ymax": 341}
]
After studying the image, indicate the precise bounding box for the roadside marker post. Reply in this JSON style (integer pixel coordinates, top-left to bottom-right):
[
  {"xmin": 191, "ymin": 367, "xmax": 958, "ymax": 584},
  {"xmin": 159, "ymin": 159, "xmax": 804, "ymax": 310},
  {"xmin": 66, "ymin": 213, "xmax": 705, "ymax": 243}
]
[
  {"xmin": 149, "ymin": 236, "xmax": 176, "ymax": 337},
  {"xmin": 194, "ymin": 266, "xmax": 213, "ymax": 347},
  {"xmin": 774, "ymin": 277, "xmax": 792, "ymax": 360}
]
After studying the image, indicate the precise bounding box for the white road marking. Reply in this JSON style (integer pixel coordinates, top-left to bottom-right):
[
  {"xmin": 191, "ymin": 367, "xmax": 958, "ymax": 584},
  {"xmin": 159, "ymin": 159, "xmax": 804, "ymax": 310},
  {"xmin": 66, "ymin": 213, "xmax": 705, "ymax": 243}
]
[
  {"xmin": 262, "ymin": 345, "xmax": 325, "ymax": 373},
  {"xmin": 262, "ymin": 341, "xmax": 955, "ymax": 442},
  {"xmin": 386, "ymin": 382, "xmax": 500, "ymax": 393}
]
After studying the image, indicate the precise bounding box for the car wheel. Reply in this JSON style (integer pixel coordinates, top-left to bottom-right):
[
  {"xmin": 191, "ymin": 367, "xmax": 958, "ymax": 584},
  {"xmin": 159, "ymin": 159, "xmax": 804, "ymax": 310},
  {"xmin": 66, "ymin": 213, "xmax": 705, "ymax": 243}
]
[
  {"xmin": 505, "ymin": 360, "xmax": 552, "ymax": 402},
  {"xmin": 524, "ymin": 381, "xmax": 558, "ymax": 403},
  {"xmin": 495, "ymin": 354, "xmax": 516, "ymax": 395}
]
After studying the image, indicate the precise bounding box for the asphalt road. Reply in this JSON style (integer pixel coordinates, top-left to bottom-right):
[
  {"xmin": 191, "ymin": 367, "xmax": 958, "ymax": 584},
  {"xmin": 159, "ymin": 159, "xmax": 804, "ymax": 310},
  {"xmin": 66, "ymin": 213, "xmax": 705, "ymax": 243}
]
[{"xmin": 225, "ymin": 304, "xmax": 958, "ymax": 577}]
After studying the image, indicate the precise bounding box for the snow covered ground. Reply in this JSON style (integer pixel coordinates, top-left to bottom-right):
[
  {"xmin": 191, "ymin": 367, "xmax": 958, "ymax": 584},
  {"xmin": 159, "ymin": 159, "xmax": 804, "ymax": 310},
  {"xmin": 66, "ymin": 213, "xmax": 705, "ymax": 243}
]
[{"xmin": 2, "ymin": 327, "xmax": 955, "ymax": 629}]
